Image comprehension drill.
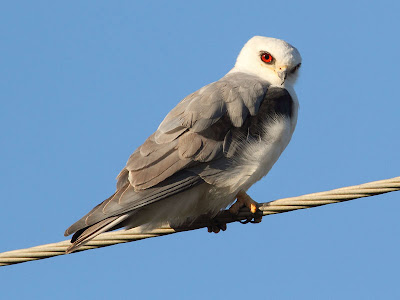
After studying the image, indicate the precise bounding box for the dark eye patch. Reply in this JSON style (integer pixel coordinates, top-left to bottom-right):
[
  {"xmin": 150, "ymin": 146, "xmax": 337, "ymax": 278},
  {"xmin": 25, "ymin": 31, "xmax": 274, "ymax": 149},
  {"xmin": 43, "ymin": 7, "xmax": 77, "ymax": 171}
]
[{"xmin": 290, "ymin": 63, "xmax": 301, "ymax": 73}]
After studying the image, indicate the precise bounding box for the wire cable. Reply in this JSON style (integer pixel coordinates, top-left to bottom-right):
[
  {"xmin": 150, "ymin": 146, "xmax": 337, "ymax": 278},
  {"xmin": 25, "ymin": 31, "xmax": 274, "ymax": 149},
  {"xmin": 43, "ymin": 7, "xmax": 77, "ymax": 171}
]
[{"xmin": 1, "ymin": 176, "xmax": 399, "ymax": 267}]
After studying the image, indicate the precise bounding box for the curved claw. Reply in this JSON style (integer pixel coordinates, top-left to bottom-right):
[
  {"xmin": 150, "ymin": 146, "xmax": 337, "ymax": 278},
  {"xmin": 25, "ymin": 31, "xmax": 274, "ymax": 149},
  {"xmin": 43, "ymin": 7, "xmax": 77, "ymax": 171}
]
[{"xmin": 238, "ymin": 211, "xmax": 263, "ymax": 224}]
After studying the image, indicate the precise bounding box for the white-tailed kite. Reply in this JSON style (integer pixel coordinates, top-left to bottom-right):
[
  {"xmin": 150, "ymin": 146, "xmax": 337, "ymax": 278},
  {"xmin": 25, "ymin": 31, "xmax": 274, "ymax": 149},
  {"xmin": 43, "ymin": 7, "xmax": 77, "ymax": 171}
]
[{"xmin": 65, "ymin": 36, "xmax": 302, "ymax": 253}]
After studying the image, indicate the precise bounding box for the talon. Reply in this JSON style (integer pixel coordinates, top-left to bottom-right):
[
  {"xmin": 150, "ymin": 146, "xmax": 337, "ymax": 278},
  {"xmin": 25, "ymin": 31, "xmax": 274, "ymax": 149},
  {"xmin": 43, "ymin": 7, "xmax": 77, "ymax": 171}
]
[
  {"xmin": 253, "ymin": 210, "xmax": 263, "ymax": 223},
  {"xmin": 220, "ymin": 223, "xmax": 227, "ymax": 231},
  {"xmin": 207, "ymin": 218, "xmax": 227, "ymax": 234}
]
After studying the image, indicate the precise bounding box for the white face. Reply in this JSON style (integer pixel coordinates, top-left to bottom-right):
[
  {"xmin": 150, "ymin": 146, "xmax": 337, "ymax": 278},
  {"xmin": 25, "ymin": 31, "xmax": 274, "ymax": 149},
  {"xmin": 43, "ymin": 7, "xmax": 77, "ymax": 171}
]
[{"xmin": 233, "ymin": 36, "xmax": 302, "ymax": 86}]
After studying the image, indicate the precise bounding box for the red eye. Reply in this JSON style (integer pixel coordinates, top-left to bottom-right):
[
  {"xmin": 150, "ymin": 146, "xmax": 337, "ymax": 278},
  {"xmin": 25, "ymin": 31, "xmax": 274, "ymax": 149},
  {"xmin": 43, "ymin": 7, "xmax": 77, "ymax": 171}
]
[{"xmin": 261, "ymin": 52, "xmax": 273, "ymax": 63}]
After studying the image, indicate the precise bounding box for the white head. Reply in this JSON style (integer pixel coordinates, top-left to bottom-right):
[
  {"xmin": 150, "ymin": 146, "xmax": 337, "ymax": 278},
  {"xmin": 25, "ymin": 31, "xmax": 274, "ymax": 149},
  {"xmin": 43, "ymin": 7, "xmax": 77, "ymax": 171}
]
[{"xmin": 231, "ymin": 36, "xmax": 302, "ymax": 86}]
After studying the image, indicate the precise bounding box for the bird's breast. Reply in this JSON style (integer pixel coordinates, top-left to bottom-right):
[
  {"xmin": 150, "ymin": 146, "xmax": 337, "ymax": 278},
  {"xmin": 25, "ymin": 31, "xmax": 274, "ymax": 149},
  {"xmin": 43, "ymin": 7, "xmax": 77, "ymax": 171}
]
[
  {"xmin": 217, "ymin": 86, "xmax": 298, "ymax": 193},
  {"xmin": 230, "ymin": 117, "xmax": 294, "ymax": 192}
]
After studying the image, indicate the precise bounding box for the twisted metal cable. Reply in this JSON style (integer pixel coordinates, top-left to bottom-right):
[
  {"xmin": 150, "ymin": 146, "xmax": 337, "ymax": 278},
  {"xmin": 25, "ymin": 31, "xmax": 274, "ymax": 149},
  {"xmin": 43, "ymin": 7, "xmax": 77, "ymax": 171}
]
[{"xmin": 1, "ymin": 176, "xmax": 399, "ymax": 267}]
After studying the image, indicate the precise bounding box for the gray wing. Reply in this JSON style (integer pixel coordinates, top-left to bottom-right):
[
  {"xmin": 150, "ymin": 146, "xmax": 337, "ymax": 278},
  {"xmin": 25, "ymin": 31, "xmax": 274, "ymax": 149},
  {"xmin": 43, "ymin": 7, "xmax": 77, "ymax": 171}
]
[
  {"xmin": 123, "ymin": 72, "xmax": 268, "ymax": 190},
  {"xmin": 65, "ymin": 72, "xmax": 268, "ymax": 238}
]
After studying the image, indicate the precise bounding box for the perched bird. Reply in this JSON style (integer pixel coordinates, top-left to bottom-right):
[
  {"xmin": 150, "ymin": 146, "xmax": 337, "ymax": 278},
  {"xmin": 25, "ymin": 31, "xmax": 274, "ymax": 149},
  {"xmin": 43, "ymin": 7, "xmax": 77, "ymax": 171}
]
[{"xmin": 65, "ymin": 36, "xmax": 302, "ymax": 253}]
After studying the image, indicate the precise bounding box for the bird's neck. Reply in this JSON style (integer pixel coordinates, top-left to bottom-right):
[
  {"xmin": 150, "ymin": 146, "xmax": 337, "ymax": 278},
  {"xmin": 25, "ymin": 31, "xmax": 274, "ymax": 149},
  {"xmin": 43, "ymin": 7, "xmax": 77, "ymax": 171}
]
[{"xmin": 227, "ymin": 67, "xmax": 286, "ymax": 88}]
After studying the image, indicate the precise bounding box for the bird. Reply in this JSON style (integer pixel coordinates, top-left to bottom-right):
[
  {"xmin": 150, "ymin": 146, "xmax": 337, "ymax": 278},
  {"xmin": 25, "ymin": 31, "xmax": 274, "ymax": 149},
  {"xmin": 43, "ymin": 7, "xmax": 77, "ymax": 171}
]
[{"xmin": 64, "ymin": 36, "xmax": 302, "ymax": 253}]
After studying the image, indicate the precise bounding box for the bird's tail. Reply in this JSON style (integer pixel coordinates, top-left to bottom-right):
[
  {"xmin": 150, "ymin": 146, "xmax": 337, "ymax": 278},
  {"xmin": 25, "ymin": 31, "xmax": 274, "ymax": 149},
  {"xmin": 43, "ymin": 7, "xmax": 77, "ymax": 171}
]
[{"xmin": 66, "ymin": 214, "xmax": 129, "ymax": 254}]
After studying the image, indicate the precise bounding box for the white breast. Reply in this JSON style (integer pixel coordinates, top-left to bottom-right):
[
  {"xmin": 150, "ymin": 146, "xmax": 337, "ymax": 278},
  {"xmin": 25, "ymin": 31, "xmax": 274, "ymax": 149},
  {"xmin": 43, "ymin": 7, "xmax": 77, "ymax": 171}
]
[
  {"xmin": 232, "ymin": 117, "xmax": 294, "ymax": 192},
  {"xmin": 216, "ymin": 86, "xmax": 299, "ymax": 194}
]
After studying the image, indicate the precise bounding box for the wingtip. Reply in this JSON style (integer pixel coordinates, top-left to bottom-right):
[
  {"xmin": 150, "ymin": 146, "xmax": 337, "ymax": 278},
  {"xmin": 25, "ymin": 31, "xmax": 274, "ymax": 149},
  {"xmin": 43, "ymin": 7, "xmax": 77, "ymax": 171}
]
[
  {"xmin": 65, "ymin": 243, "xmax": 79, "ymax": 254},
  {"xmin": 65, "ymin": 231, "xmax": 89, "ymax": 254},
  {"xmin": 64, "ymin": 215, "xmax": 130, "ymax": 254}
]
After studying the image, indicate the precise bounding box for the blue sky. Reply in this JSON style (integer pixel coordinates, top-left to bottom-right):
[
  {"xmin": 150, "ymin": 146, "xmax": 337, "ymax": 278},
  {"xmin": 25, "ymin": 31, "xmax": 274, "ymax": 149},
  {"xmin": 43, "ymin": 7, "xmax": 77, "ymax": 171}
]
[{"xmin": 1, "ymin": 1, "xmax": 399, "ymax": 299}]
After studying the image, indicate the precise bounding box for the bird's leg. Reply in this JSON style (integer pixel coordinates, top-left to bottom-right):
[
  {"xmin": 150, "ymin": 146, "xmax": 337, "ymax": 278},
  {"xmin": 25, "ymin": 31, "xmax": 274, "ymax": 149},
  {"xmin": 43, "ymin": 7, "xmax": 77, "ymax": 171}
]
[
  {"xmin": 229, "ymin": 190, "xmax": 262, "ymax": 223},
  {"xmin": 229, "ymin": 190, "xmax": 258, "ymax": 214}
]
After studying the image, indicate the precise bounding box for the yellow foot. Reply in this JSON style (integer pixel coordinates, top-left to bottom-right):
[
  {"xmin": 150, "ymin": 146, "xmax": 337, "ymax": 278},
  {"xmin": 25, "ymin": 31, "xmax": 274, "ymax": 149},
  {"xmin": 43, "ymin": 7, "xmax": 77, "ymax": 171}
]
[{"xmin": 229, "ymin": 190, "xmax": 262, "ymax": 223}]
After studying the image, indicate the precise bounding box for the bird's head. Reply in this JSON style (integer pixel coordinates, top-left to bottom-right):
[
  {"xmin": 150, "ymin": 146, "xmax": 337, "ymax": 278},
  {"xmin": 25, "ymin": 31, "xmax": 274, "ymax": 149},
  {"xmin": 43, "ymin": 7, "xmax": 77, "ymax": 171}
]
[{"xmin": 232, "ymin": 36, "xmax": 302, "ymax": 86}]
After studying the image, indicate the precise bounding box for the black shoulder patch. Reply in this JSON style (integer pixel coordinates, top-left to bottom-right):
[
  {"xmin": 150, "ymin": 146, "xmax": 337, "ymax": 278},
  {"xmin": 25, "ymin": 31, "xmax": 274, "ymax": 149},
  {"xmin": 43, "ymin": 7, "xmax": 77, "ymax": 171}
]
[
  {"xmin": 259, "ymin": 87, "xmax": 293, "ymax": 119},
  {"xmin": 246, "ymin": 87, "xmax": 293, "ymax": 138}
]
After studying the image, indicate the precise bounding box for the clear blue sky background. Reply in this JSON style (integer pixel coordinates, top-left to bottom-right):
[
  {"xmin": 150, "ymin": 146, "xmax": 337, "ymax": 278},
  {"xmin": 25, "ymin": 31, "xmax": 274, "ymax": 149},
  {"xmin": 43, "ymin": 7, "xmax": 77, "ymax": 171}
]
[{"xmin": 1, "ymin": 1, "xmax": 399, "ymax": 299}]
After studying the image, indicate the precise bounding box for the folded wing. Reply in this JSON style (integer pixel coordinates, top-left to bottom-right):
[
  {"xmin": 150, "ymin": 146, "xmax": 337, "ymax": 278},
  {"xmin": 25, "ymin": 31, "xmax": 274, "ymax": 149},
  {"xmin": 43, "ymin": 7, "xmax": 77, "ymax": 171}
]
[{"xmin": 65, "ymin": 72, "xmax": 269, "ymax": 245}]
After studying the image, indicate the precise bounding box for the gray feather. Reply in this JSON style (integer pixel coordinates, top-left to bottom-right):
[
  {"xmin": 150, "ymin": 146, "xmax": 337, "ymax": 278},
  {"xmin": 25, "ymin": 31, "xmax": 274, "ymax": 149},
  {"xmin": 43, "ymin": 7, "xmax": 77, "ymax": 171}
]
[
  {"xmin": 158, "ymin": 73, "xmax": 268, "ymax": 134},
  {"xmin": 66, "ymin": 215, "xmax": 129, "ymax": 254},
  {"xmin": 65, "ymin": 171, "xmax": 202, "ymax": 238},
  {"xmin": 122, "ymin": 73, "xmax": 269, "ymax": 191}
]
